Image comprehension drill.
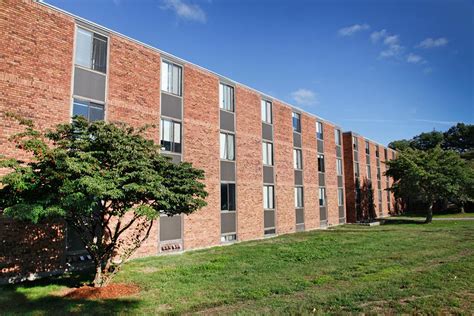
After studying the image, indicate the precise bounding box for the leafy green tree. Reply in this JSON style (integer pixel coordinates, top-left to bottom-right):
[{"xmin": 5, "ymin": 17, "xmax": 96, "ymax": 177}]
[
  {"xmin": 385, "ymin": 147, "xmax": 474, "ymax": 223},
  {"xmin": 410, "ymin": 130, "xmax": 444, "ymax": 151},
  {"xmin": 443, "ymin": 123, "xmax": 474, "ymax": 155},
  {"xmin": 388, "ymin": 139, "xmax": 411, "ymax": 151},
  {"xmin": 0, "ymin": 115, "xmax": 207, "ymax": 287}
]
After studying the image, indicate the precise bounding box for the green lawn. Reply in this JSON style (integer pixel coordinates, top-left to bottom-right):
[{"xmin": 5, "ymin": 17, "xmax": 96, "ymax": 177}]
[
  {"xmin": 1, "ymin": 219, "xmax": 473, "ymax": 315},
  {"xmin": 395, "ymin": 211, "xmax": 474, "ymax": 219}
]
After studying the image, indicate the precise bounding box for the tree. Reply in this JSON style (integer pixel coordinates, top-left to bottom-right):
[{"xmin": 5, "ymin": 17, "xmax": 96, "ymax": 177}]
[
  {"xmin": 0, "ymin": 115, "xmax": 208, "ymax": 287},
  {"xmin": 385, "ymin": 147, "xmax": 474, "ymax": 223},
  {"xmin": 360, "ymin": 179, "xmax": 376, "ymax": 222},
  {"xmin": 410, "ymin": 130, "xmax": 444, "ymax": 151},
  {"xmin": 388, "ymin": 139, "xmax": 411, "ymax": 151}
]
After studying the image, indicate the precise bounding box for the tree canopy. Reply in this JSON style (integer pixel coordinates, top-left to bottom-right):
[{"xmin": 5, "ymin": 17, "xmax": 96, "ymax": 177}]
[{"xmin": 0, "ymin": 115, "xmax": 208, "ymax": 286}]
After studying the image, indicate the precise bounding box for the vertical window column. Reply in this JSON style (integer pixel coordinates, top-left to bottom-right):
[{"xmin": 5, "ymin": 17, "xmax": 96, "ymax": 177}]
[
  {"xmin": 293, "ymin": 112, "xmax": 304, "ymax": 232},
  {"xmin": 262, "ymin": 100, "xmax": 276, "ymax": 235},
  {"xmin": 376, "ymin": 145, "xmax": 383, "ymax": 216},
  {"xmin": 335, "ymin": 128, "xmax": 345, "ymax": 224},
  {"xmin": 219, "ymin": 82, "xmax": 237, "ymax": 242},
  {"xmin": 353, "ymin": 135, "xmax": 362, "ymax": 222},
  {"xmin": 316, "ymin": 121, "xmax": 327, "ymax": 227}
]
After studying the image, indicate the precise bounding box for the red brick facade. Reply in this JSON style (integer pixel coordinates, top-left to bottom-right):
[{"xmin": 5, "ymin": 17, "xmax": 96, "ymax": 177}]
[{"xmin": 0, "ymin": 0, "xmax": 395, "ymax": 281}]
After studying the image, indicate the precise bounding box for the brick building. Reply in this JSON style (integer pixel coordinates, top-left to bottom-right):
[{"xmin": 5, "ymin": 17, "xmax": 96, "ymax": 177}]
[{"xmin": 0, "ymin": 0, "xmax": 393, "ymax": 282}]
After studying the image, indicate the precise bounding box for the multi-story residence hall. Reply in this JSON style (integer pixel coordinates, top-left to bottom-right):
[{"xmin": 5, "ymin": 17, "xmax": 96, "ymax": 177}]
[{"xmin": 0, "ymin": 0, "xmax": 394, "ymax": 281}]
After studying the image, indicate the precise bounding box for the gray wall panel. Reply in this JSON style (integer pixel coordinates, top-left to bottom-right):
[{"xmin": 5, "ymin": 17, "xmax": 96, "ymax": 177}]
[
  {"xmin": 295, "ymin": 170, "xmax": 303, "ymax": 185},
  {"xmin": 221, "ymin": 161, "xmax": 236, "ymax": 181},
  {"xmin": 160, "ymin": 215, "xmax": 182, "ymax": 241},
  {"xmin": 221, "ymin": 212, "xmax": 236, "ymax": 234},
  {"xmin": 161, "ymin": 93, "xmax": 182, "ymax": 119},
  {"xmin": 296, "ymin": 208, "xmax": 304, "ymax": 224},
  {"xmin": 293, "ymin": 132, "xmax": 302, "ymax": 148},
  {"xmin": 262, "ymin": 123, "xmax": 273, "ymax": 141},
  {"xmin": 162, "ymin": 153, "xmax": 182, "ymax": 164},
  {"xmin": 220, "ymin": 110, "xmax": 235, "ymax": 132},
  {"xmin": 317, "ymin": 140, "xmax": 324, "ymax": 153},
  {"xmin": 366, "ymin": 155, "xmax": 371, "ymax": 165},
  {"xmin": 336, "ymin": 146, "xmax": 342, "ymax": 158},
  {"xmin": 296, "ymin": 223, "xmax": 305, "ymax": 232},
  {"xmin": 73, "ymin": 67, "xmax": 106, "ymax": 102},
  {"xmin": 337, "ymin": 175, "xmax": 343, "ymax": 187},
  {"xmin": 318, "ymin": 173, "xmax": 325, "ymax": 186},
  {"xmin": 264, "ymin": 210, "xmax": 275, "ymax": 228},
  {"xmin": 320, "ymin": 206, "xmax": 327, "ymax": 220},
  {"xmin": 339, "ymin": 205, "xmax": 345, "ymax": 218},
  {"xmin": 263, "ymin": 166, "xmax": 274, "ymax": 184}
]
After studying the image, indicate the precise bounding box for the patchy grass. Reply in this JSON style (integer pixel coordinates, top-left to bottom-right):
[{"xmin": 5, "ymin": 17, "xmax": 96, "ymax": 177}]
[
  {"xmin": 396, "ymin": 210, "xmax": 474, "ymax": 219},
  {"xmin": 1, "ymin": 219, "xmax": 473, "ymax": 314}
]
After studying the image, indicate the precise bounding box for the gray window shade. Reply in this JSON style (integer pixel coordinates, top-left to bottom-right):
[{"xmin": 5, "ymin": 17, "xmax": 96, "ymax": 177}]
[
  {"xmin": 75, "ymin": 28, "xmax": 92, "ymax": 69},
  {"xmin": 220, "ymin": 133, "xmax": 235, "ymax": 160},
  {"xmin": 92, "ymin": 33, "xmax": 107, "ymax": 73},
  {"xmin": 161, "ymin": 61, "xmax": 182, "ymax": 96}
]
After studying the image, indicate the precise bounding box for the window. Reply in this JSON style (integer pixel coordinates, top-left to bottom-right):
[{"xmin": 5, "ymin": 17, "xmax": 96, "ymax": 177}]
[
  {"xmin": 75, "ymin": 27, "xmax": 108, "ymax": 73},
  {"xmin": 354, "ymin": 162, "xmax": 360, "ymax": 177},
  {"xmin": 72, "ymin": 98, "xmax": 104, "ymax": 121},
  {"xmin": 365, "ymin": 141, "xmax": 370, "ymax": 155},
  {"xmin": 295, "ymin": 187, "xmax": 304, "ymax": 208},
  {"xmin": 355, "ymin": 188, "xmax": 361, "ymax": 204},
  {"xmin": 161, "ymin": 61, "xmax": 182, "ymax": 96},
  {"xmin": 384, "ymin": 148, "xmax": 388, "ymax": 160},
  {"xmin": 367, "ymin": 165, "xmax": 372, "ymax": 179},
  {"xmin": 317, "ymin": 154, "xmax": 325, "ymax": 172},
  {"xmin": 293, "ymin": 149, "xmax": 302, "ymax": 169},
  {"xmin": 219, "ymin": 83, "xmax": 234, "ymax": 112},
  {"xmin": 261, "ymin": 100, "xmax": 272, "ymax": 124},
  {"xmin": 335, "ymin": 129, "xmax": 342, "ymax": 146},
  {"xmin": 319, "ymin": 187, "xmax": 326, "ymax": 206},
  {"xmin": 160, "ymin": 119, "xmax": 181, "ymax": 153},
  {"xmin": 262, "ymin": 142, "xmax": 273, "ymax": 166},
  {"xmin": 263, "ymin": 185, "xmax": 274, "ymax": 209},
  {"xmin": 316, "ymin": 122, "xmax": 323, "ymax": 140},
  {"xmin": 378, "ymin": 191, "xmax": 383, "ymax": 203},
  {"xmin": 376, "ymin": 146, "xmax": 380, "ymax": 158},
  {"xmin": 336, "ymin": 159, "xmax": 343, "ymax": 176},
  {"xmin": 353, "ymin": 136, "xmax": 358, "ymax": 151},
  {"xmin": 220, "ymin": 133, "xmax": 235, "ymax": 160},
  {"xmin": 221, "ymin": 234, "xmax": 237, "ymax": 242},
  {"xmin": 292, "ymin": 112, "xmax": 301, "ymax": 132},
  {"xmin": 377, "ymin": 167, "xmax": 381, "ymax": 180},
  {"xmin": 338, "ymin": 188, "xmax": 344, "ymax": 206},
  {"xmin": 221, "ymin": 183, "xmax": 236, "ymax": 211}
]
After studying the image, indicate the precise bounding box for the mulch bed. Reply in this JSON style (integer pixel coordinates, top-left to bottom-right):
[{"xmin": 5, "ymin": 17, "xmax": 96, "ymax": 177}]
[{"xmin": 62, "ymin": 283, "xmax": 140, "ymax": 299}]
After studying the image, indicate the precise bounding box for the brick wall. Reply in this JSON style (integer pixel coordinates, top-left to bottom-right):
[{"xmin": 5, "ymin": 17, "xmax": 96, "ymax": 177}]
[
  {"xmin": 323, "ymin": 123, "xmax": 339, "ymax": 226},
  {"xmin": 343, "ymin": 132, "xmax": 356, "ymax": 223}
]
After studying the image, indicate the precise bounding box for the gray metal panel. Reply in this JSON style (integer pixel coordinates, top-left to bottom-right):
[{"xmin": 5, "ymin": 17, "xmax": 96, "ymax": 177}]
[
  {"xmin": 296, "ymin": 223, "xmax": 305, "ymax": 232},
  {"xmin": 378, "ymin": 204, "xmax": 383, "ymax": 214},
  {"xmin": 317, "ymin": 139, "xmax": 324, "ymax": 153},
  {"xmin": 366, "ymin": 155, "xmax": 370, "ymax": 165},
  {"xmin": 73, "ymin": 67, "xmax": 106, "ymax": 102},
  {"xmin": 337, "ymin": 175, "xmax": 343, "ymax": 187},
  {"xmin": 377, "ymin": 181, "xmax": 382, "ymax": 190},
  {"xmin": 221, "ymin": 212, "xmax": 236, "ymax": 234},
  {"xmin": 339, "ymin": 205, "xmax": 345, "ymax": 218},
  {"xmin": 264, "ymin": 210, "xmax": 275, "ymax": 228},
  {"xmin": 160, "ymin": 215, "xmax": 182, "ymax": 241},
  {"xmin": 336, "ymin": 146, "xmax": 342, "ymax": 158},
  {"xmin": 320, "ymin": 206, "xmax": 327, "ymax": 220},
  {"xmin": 262, "ymin": 123, "xmax": 273, "ymax": 141},
  {"xmin": 318, "ymin": 173, "xmax": 325, "ymax": 186},
  {"xmin": 295, "ymin": 208, "xmax": 304, "ymax": 224},
  {"xmin": 293, "ymin": 132, "xmax": 302, "ymax": 148},
  {"xmin": 220, "ymin": 110, "xmax": 235, "ymax": 132},
  {"xmin": 294, "ymin": 170, "xmax": 303, "ymax": 185},
  {"xmin": 162, "ymin": 152, "xmax": 182, "ymax": 164},
  {"xmin": 263, "ymin": 166, "xmax": 274, "ymax": 184},
  {"xmin": 161, "ymin": 93, "xmax": 182, "ymax": 119},
  {"xmin": 220, "ymin": 161, "xmax": 235, "ymax": 181},
  {"xmin": 354, "ymin": 153, "xmax": 359, "ymax": 162}
]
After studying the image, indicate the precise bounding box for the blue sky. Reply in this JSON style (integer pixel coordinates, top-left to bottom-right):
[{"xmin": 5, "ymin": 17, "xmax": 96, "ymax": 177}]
[{"xmin": 47, "ymin": 0, "xmax": 473, "ymax": 145}]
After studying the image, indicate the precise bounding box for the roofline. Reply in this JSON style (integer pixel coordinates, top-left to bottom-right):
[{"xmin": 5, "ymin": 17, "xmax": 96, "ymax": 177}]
[
  {"xmin": 343, "ymin": 131, "xmax": 391, "ymax": 149},
  {"xmin": 37, "ymin": 0, "xmax": 342, "ymax": 128}
]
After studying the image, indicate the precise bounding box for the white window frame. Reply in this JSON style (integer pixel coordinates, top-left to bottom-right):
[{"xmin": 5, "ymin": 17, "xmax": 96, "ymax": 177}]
[
  {"xmin": 319, "ymin": 187, "xmax": 326, "ymax": 206},
  {"xmin": 338, "ymin": 188, "xmax": 344, "ymax": 206},
  {"xmin": 293, "ymin": 149, "xmax": 302, "ymax": 170},
  {"xmin": 294, "ymin": 187, "xmax": 304, "ymax": 208},
  {"xmin": 160, "ymin": 118, "xmax": 182, "ymax": 153},
  {"xmin": 220, "ymin": 132, "xmax": 235, "ymax": 160},
  {"xmin": 336, "ymin": 158, "xmax": 343, "ymax": 176},
  {"xmin": 316, "ymin": 121, "xmax": 323, "ymax": 140},
  {"xmin": 262, "ymin": 142, "xmax": 273, "ymax": 166},
  {"xmin": 261, "ymin": 100, "xmax": 272, "ymax": 124},
  {"xmin": 161, "ymin": 60, "xmax": 182, "ymax": 96},
  {"xmin": 219, "ymin": 83, "xmax": 234, "ymax": 112},
  {"xmin": 335, "ymin": 129, "xmax": 342, "ymax": 146},
  {"xmin": 263, "ymin": 185, "xmax": 275, "ymax": 209}
]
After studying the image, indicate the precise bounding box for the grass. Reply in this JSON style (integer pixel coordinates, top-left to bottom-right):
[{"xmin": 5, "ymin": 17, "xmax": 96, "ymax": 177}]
[
  {"xmin": 1, "ymin": 219, "xmax": 473, "ymax": 314},
  {"xmin": 396, "ymin": 210, "xmax": 474, "ymax": 219}
]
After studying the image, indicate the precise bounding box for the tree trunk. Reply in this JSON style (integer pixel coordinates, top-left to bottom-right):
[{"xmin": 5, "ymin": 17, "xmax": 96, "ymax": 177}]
[
  {"xmin": 93, "ymin": 261, "xmax": 104, "ymax": 288},
  {"xmin": 425, "ymin": 204, "xmax": 433, "ymax": 224}
]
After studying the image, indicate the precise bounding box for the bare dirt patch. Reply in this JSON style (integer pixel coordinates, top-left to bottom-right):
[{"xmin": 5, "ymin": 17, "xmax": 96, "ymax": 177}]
[{"xmin": 60, "ymin": 283, "xmax": 140, "ymax": 300}]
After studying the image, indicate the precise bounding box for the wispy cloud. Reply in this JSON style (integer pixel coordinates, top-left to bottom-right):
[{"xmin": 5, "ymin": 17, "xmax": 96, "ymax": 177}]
[
  {"xmin": 406, "ymin": 53, "xmax": 425, "ymax": 64},
  {"xmin": 291, "ymin": 89, "xmax": 318, "ymax": 106},
  {"xmin": 338, "ymin": 23, "xmax": 370, "ymax": 37},
  {"xmin": 371, "ymin": 29, "xmax": 404, "ymax": 58},
  {"xmin": 423, "ymin": 67, "xmax": 433, "ymax": 75},
  {"xmin": 370, "ymin": 29, "xmax": 387, "ymax": 43},
  {"xmin": 416, "ymin": 37, "xmax": 448, "ymax": 49},
  {"xmin": 161, "ymin": 0, "xmax": 206, "ymax": 23}
]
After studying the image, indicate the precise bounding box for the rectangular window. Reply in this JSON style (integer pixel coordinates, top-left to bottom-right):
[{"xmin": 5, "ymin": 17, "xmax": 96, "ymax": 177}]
[
  {"xmin": 365, "ymin": 141, "xmax": 370, "ymax": 155},
  {"xmin": 295, "ymin": 187, "xmax": 304, "ymax": 208},
  {"xmin": 354, "ymin": 162, "xmax": 360, "ymax": 177},
  {"xmin": 293, "ymin": 149, "xmax": 302, "ymax": 169},
  {"xmin": 367, "ymin": 165, "xmax": 372, "ymax": 179},
  {"xmin": 335, "ymin": 129, "xmax": 342, "ymax": 146},
  {"xmin": 378, "ymin": 190, "xmax": 383, "ymax": 203},
  {"xmin": 336, "ymin": 159, "xmax": 343, "ymax": 176},
  {"xmin": 75, "ymin": 27, "xmax": 108, "ymax": 73},
  {"xmin": 319, "ymin": 187, "xmax": 326, "ymax": 206},
  {"xmin": 338, "ymin": 188, "xmax": 344, "ymax": 206},
  {"xmin": 392, "ymin": 151, "xmax": 395, "ymax": 159},
  {"xmin": 262, "ymin": 142, "xmax": 273, "ymax": 166},
  {"xmin": 261, "ymin": 100, "xmax": 272, "ymax": 124},
  {"xmin": 292, "ymin": 112, "xmax": 301, "ymax": 132},
  {"xmin": 161, "ymin": 61, "xmax": 182, "ymax": 96},
  {"xmin": 221, "ymin": 183, "xmax": 236, "ymax": 211},
  {"xmin": 384, "ymin": 148, "xmax": 388, "ymax": 160},
  {"xmin": 72, "ymin": 98, "xmax": 104, "ymax": 121},
  {"xmin": 220, "ymin": 133, "xmax": 235, "ymax": 160},
  {"xmin": 160, "ymin": 119, "xmax": 181, "ymax": 153},
  {"xmin": 317, "ymin": 154, "xmax": 325, "ymax": 172},
  {"xmin": 219, "ymin": 83, "xmax": 234, "ymax": 112},
  {"xmin": 263, "ymin": 185, "xmax": 274, "ymax": 209},
  {"xmin": 316, "ymin": 121, "xmax": 323, "ymax": 140},
  {"xmin": 377, "ymin": 167, "xmax": 381, "ymax": 180},
  {"xmin": 376, "ymin": 146, "xmax": 380, "ymax": 158},
  {"xmin": 353, "ymin": 136, "xmax": 358, "ymax": 151}
]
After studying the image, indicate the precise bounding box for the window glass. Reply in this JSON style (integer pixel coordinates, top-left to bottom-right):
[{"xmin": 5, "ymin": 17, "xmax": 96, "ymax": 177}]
[
  {"xmin": 72, "ymin": 98, "xmax": 104, "ymax": 122},
  {"xmin": 161, "ymin": 61, "xmax": 182, "ymax": 96},
  {"xmin": 262, "ymin": 142, "xmax": 273, "ymax": 165},
  {"xmin": 316, "ymin": 122, "xmax": 323, "ymax": 140},
  {"xmin": 292, "ymin": 112, "xmax": 301, "ymax": 132},
  {"xmin": 295, "ymin": 187, "xmax": 303, "ymax": 208},
  {"xmin": 335, "ymin": 129, "xmax": 341, "ymax": 146},
  {"xmin": 261, "ymin": 100, "xmax": 272, "ymax": 124},
  {"xmin": 72, "ymin": 99, "xmax": 89, "ymax": 119},
  {"xmin": 365, "ymin": 141, "xmax": 370, "ymax": 154},
  {"xmin": 336, "ymin": 159, "xmax": 343, "ymax": 175},
  {"xmin": 293, "ymin": 149, "xmax": 302, "ymax": 169},
  {"xmin": 354, "ymin": 162, "xmax": 360, "ymax": 177},
  {"xmin": 367, "ymin": 165, "xmax": 372, "ymax": 179},
  {"xmin": 160, "ymin": 119, "xmax": 181, "ymax": 153},
  {"xmin": 228, "ymin": 183, "xmax": 236, "ymax": 211},
  {"xmin": 318, "ymin": 154, "xmax": 325, "ymax": 172},
  {"xmin": 220, "ymin": 183, "xmax": 228, "ymax": 211},
  {"xmin": 338, "ymin": 188, "xmax": 344, "ymax": 206},
  {"xmin": 319, "ymin": 187, "xmax": 326, "ymax": 206},
  {"xmin": 263, "ymin": 185, "xmax": 274, "ymax": 209},
  {"xmin": 92, "ymin": 33, "xmax": 107, "ymax": 73},
  {"xmin": 89, "ymin": 103, "xmax": 105, "ymax": 121},
  {"xmin": 219, "ymin": 83, "xmax": 234, "ymax": 111},
  {"xmin": 75, "ymin": 28, "xmax": 92, "ymax": 69},
  {"xmin": 353, "ymin": 136, "xmax": 358, "ymax": 150},
  {"xmin": 220, "ymin": 133, "xmax": 235, "ymax": 160}
]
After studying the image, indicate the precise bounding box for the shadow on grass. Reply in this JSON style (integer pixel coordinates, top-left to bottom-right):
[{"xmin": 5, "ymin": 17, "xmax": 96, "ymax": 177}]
[
  {"xmin": 381, "ymin": 218, "xmax": 426, "ymax": 225},
  {"xmin": 0, "ymin": 271, "xmax": 141, "ymax": 314}
]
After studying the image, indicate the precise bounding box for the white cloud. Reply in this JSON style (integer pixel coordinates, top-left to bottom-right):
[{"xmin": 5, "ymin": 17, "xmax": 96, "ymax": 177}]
[
  {"xmin": 423, "ymin": 67, "xmax": 433, "ymax": 74},
  {"xmin": 338, "ymin": 23, "xmax": 370, "ymax": 37},
  {"xmin": 380, "ymin": 44, "xmax": 404, "ymax": 58},
  {"xmin": 370, "ymin": 29, "xmax": 387, "ymax": 43},
  {"xmin": 406, "ymin": 53, "xmax": 424, "ymax": 64},
  {"xmin": 416, "ymin": 37, "xmax": 448, "ymax": 49},
  {"xmin": 371, "ymin": 29, "xmax": 404, "ymax": 58},
  {"xmin": 161, "ymin": 0, "xmax": 206, "ymax": 23},
  {"xmin": 291, "ymin": 89, "xmax": 318, "ymax": 106}
]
